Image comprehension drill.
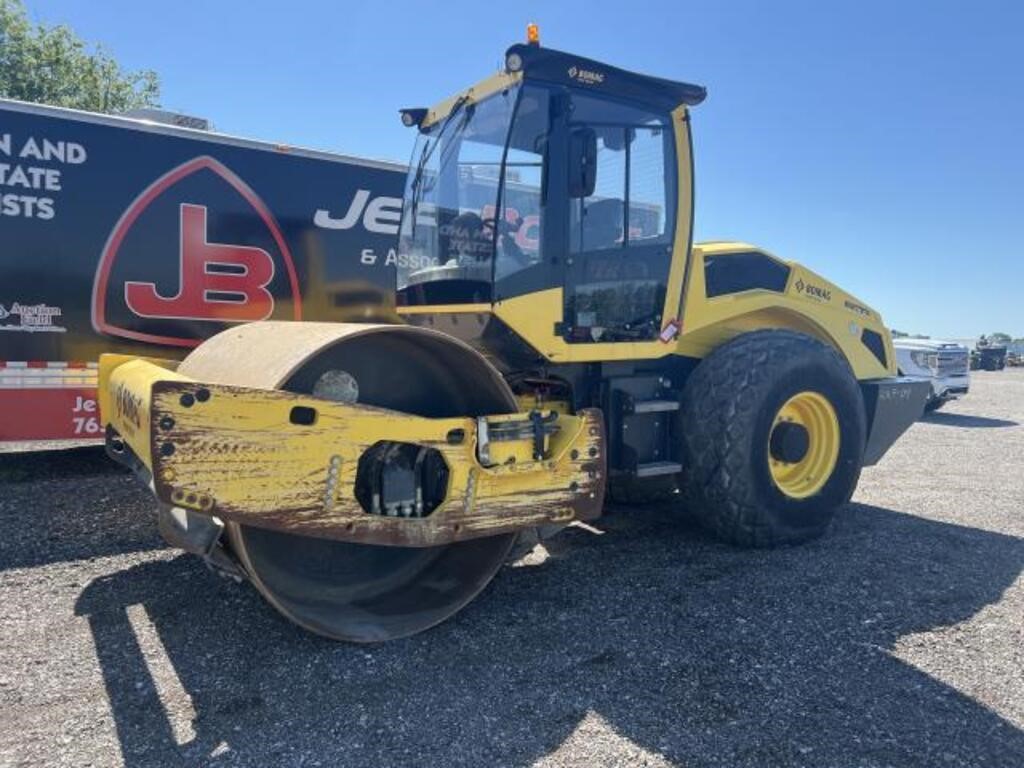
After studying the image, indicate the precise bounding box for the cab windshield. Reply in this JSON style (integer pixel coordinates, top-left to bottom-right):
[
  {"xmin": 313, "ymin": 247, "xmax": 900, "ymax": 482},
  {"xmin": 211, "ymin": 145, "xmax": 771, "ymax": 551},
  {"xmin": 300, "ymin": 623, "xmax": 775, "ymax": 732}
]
[{"xmin": 397, "ymin": 84, "xmax": 548, "ymax": 304}]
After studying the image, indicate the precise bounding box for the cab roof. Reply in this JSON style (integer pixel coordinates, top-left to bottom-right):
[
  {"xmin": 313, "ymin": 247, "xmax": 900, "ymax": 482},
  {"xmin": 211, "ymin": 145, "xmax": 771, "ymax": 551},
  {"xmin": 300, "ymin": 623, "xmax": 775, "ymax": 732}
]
[
  {"xmin": 506, "ymin": 43, "xmax": 707, "ymax": 110},
  {"xmin": 413, "ymin": 44, "xmax": 707, "ymax": 130}
]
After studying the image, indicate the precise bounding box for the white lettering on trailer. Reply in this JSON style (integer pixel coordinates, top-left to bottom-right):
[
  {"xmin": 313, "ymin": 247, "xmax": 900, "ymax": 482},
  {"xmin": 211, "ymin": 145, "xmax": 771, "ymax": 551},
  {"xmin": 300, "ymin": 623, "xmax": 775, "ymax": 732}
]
[
  {"xmin": 74, "ymin": 395, "xmax": 97, "ymax": 413},
  {"xmin": 19, "ymin": 137, "xmax": 87, "ymax": 164},
  {"xmin": 0, "ymin": 134, "xmax": 89, "ymax": 220},
  {"xmin": 72, "ymin": 391, "xmax": 102, "ymax": 435},
  {"xmin": 0, "ymin": 163, "xmax": 62, "ymax": 190},
  {"xmin": 0, "ymin": 194, "xmax": 54, "ymax": 219},
  {"xmin": 384, "ymin": 250, "xmax": 437, "ymax": 269},
  {"xmin": 362, "ymin": 195, "xmax": 403, "ymax": 233},
  {"xmin": 360, "ymin": 248, "xmax": 436, "ymax": 269},
  {"xmin": 314, "ymin": 189, "xmax": 369, "ymax": 229},
  {"xmin": 313, "ymin": 190, "xmax": 404, "ymax": 235}
]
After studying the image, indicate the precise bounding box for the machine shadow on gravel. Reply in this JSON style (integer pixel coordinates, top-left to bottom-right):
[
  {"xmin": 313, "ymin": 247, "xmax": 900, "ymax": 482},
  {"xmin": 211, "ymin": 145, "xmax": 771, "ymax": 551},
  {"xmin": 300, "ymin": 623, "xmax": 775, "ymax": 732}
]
[
  {"xmin": 0, "ymin": 446, "xmax": 121, "ymax": 483},
  {"xmin": 0, "ymin": 449, "xmax": 163, "ymax": 571},
  {"xmin": 75, "ymin": 502, "xmax": 1024, "ymax": 768},
  {"xmin": 922, "ymin": 412, "xmax": 1019, "ymax": 429}
]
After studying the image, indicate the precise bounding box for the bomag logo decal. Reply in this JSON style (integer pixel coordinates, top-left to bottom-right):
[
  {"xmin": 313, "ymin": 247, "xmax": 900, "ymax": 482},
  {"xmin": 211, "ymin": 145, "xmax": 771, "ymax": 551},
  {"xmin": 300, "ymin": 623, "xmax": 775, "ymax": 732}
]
[
  {"xmin": 114, "ymin": 382, "xmax": 143, "ymax": 431},
  {"xmin": 91, "ymin": 156, "xmax": 302, "ymax": 348},
  {"xmin": 568, "ymin": 65, "xmax": 606, "ymax": 85},
  {"xmin": 793, "ymin": 277, "xmax": 832, "ymax": 302}
]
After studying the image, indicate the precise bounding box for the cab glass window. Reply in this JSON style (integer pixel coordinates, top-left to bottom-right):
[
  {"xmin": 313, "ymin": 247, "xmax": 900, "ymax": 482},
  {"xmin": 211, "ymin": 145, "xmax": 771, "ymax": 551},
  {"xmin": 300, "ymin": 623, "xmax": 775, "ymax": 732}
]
[
  {"xmin": 495, "ymin": 87, "xmax": 549, "ymax": 281},
  {"xmin": 565, "ymin": 95, "xmax": 676, "ymax": 343},
  {"xmin": 396, "ymin": 88, "xmax": 519, "ymax": 303}
]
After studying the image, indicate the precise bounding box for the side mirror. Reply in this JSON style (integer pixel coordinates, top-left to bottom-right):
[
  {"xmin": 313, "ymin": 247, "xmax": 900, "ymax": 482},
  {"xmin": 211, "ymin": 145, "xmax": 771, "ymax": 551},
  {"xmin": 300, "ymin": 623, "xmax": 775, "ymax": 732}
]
[{"xmin": 568, "ymin": 127, "xmax": 597, "ymax": 198}]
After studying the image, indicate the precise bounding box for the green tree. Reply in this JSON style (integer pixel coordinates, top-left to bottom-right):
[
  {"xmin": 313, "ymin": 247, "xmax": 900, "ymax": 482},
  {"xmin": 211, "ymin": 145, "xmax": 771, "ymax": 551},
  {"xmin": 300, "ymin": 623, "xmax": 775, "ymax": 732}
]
[
  {"xmin": 988, "ymin": 332, "xmax": 1012, "ymax": 345},
  {"xmin": 0, "ymin": 0, "xmax": 159, "ymax": 113}
]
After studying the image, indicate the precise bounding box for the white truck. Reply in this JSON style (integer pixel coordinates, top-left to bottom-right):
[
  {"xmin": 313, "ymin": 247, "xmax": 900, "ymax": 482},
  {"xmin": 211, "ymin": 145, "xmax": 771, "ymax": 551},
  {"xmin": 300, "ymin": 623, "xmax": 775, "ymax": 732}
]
[{"xmin": 893, "ymin": 338, "xmax": 970, "ymax": 412}]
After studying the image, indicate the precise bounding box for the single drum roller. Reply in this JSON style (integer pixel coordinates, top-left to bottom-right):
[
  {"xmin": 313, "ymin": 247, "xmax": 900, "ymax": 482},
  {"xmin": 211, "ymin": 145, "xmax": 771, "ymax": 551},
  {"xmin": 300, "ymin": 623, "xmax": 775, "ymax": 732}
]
[
  {"xmin": 99, "ymin": 35, "xmax": 928, "ymax": 644},
  {"xmin": 175, "ymin": 323, "xmax": 520, "ymax": 641}
]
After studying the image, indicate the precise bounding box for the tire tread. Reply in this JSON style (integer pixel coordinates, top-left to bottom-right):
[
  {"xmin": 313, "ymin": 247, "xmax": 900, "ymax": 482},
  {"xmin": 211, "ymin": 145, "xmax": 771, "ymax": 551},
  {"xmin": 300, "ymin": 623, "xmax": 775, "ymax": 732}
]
[{"xmin": 679, "ymin": 329, "xmax": 864, "ymax": 548}]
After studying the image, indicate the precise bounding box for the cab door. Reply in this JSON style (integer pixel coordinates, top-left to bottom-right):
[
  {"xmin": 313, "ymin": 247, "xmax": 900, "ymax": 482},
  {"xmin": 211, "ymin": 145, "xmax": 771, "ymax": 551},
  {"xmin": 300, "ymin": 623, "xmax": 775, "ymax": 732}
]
[{"xmin": 561, "ymin": 94, "xmax": 677, "ymax": 344}]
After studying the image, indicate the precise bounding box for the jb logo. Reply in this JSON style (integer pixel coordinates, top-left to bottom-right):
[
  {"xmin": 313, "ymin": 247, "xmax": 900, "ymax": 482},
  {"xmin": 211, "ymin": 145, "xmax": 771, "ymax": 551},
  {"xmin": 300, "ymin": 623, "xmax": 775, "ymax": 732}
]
[
  {"xmin": 92, "ymin": 156, "xmax": 301, "ymax": 348},
  {"xmin": 125, "ymin": 204, "xmax": 274, "ymax": 321}
]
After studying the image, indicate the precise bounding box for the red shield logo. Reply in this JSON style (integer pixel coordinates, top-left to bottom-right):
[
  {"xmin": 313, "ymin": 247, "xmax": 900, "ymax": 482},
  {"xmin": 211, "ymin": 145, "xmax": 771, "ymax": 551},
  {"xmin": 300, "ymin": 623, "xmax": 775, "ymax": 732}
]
[{"xmin": 91, "ymin": 156, "xmax": 302, "ymax": 348}]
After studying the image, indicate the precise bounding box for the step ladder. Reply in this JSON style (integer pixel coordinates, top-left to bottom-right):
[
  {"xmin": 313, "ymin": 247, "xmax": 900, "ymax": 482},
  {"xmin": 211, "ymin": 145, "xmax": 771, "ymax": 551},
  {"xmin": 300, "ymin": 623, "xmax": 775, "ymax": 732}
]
[{"xmin": 608, "ymin": 382, "xmax": 683, "ymax": 479}]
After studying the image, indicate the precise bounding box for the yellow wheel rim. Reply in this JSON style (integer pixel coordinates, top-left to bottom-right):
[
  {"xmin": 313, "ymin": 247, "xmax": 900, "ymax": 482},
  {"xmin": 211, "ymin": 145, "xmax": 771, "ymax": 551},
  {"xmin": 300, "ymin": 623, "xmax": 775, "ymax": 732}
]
[{"xmin": 768, "ymin": 391, "xmax": 840, "ymax": 499}]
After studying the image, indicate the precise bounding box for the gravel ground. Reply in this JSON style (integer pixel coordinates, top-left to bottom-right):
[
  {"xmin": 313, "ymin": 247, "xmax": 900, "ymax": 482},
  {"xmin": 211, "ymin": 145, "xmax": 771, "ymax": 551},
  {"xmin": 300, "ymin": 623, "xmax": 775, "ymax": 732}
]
[{"xmin": 1, "ymin": 370, "xmax": 1021, "ymax": 768}]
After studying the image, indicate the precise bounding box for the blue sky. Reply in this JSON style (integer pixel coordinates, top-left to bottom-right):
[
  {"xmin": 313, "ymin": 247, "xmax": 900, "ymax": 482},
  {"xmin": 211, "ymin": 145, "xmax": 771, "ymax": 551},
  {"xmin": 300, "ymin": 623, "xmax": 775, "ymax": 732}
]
[{"xmin": 27, "ymin": 0, "xmax": 1024, "ymax": 338}]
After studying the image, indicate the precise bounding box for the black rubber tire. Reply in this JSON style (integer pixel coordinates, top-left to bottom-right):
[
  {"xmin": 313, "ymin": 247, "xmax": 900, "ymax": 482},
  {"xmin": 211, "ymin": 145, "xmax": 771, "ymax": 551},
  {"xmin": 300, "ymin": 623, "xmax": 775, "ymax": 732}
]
[
  {"xmin": 924, "ymin": 398, "xmax": 945, "ymax": 413},
  {"xmin": 678, "ymin": 329, "xmax": 867, "ymax": 548}
]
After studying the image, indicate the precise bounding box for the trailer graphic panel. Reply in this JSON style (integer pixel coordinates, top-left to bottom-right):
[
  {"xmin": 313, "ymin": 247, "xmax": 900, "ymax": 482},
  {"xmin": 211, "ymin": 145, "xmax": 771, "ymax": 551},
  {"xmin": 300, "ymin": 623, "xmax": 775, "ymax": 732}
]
[
  {"xmin": 0, "ymin": 99, "xmax": 407, "ymax": 442},
  {"xmin": 92, "ymin": 155, "xmax": 304, "ymax": 347}
]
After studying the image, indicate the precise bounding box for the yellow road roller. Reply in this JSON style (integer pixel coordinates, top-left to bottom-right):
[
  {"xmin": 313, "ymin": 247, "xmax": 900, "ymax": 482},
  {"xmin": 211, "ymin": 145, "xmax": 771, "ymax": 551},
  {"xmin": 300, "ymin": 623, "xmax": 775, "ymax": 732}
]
[{"xmin": 99, "ymin": 35, "xmax": 929, "ymax": 641}]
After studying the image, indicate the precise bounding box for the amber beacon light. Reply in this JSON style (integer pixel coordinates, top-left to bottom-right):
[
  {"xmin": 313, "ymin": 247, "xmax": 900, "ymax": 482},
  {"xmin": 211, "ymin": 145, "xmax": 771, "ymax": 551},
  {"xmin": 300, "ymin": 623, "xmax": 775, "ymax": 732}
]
[{"xmin": 526, "ymin": 23, "xmax": 540, "ymax": 46}]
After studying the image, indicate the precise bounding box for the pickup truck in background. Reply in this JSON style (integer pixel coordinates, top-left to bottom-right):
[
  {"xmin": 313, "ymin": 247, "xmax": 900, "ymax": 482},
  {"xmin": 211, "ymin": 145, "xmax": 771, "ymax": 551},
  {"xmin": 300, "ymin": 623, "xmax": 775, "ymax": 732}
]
[{"xmin": 893, "ymin": 338, "xmax": 970, "ymax": 412}]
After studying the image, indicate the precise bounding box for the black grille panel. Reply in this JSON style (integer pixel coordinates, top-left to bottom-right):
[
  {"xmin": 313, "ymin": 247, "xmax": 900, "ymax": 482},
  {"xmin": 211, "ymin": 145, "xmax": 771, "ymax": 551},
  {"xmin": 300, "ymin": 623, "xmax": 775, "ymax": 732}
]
[
  {"xmin": 862, "ymin": 329, "xmax": 888, "ymax": 368},
  {"xmin": 704, "ymin": 252, "xmax": 790, "ymax": 298}
]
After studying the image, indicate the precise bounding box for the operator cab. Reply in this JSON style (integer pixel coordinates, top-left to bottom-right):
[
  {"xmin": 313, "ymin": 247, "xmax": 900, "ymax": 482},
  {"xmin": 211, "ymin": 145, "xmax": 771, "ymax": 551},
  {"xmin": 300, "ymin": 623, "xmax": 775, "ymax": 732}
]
[{"xmin": 396, "ymin": 38, "xmax": 705, "ymax": 344}]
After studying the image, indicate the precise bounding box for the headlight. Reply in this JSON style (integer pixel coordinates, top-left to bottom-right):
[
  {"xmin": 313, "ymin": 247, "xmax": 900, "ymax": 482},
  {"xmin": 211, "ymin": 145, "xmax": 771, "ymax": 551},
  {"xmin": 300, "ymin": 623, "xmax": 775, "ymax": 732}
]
[{"xmin": 909, "ymin": 350, "xmax": 933, "ymax": 369}]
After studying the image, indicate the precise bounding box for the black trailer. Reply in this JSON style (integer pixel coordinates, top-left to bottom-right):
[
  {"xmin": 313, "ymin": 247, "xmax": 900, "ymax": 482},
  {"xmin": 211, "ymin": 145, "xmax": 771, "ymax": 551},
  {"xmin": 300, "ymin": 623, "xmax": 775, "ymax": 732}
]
[{"xmin": 0, "ymin": 98, "xmax": 407, "ymax": 441}]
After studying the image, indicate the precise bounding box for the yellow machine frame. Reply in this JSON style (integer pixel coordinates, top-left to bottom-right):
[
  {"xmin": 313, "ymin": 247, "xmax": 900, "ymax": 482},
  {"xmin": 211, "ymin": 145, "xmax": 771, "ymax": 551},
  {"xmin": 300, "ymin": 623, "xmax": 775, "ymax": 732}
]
[{"xmin": 98, "ymin": 348, "xmax": 604, "ymax": 548}]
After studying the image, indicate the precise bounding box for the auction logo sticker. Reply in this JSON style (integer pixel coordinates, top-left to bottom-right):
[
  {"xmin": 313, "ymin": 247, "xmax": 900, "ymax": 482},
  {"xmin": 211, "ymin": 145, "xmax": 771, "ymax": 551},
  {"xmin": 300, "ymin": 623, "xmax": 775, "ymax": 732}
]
[
  {"xmin": 91, "ymin": 156, "xmax": 302, "ymax": 348},
  {"xmin": 0, "ymin": 301, "xmax": 67, "ymax": 333}
]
